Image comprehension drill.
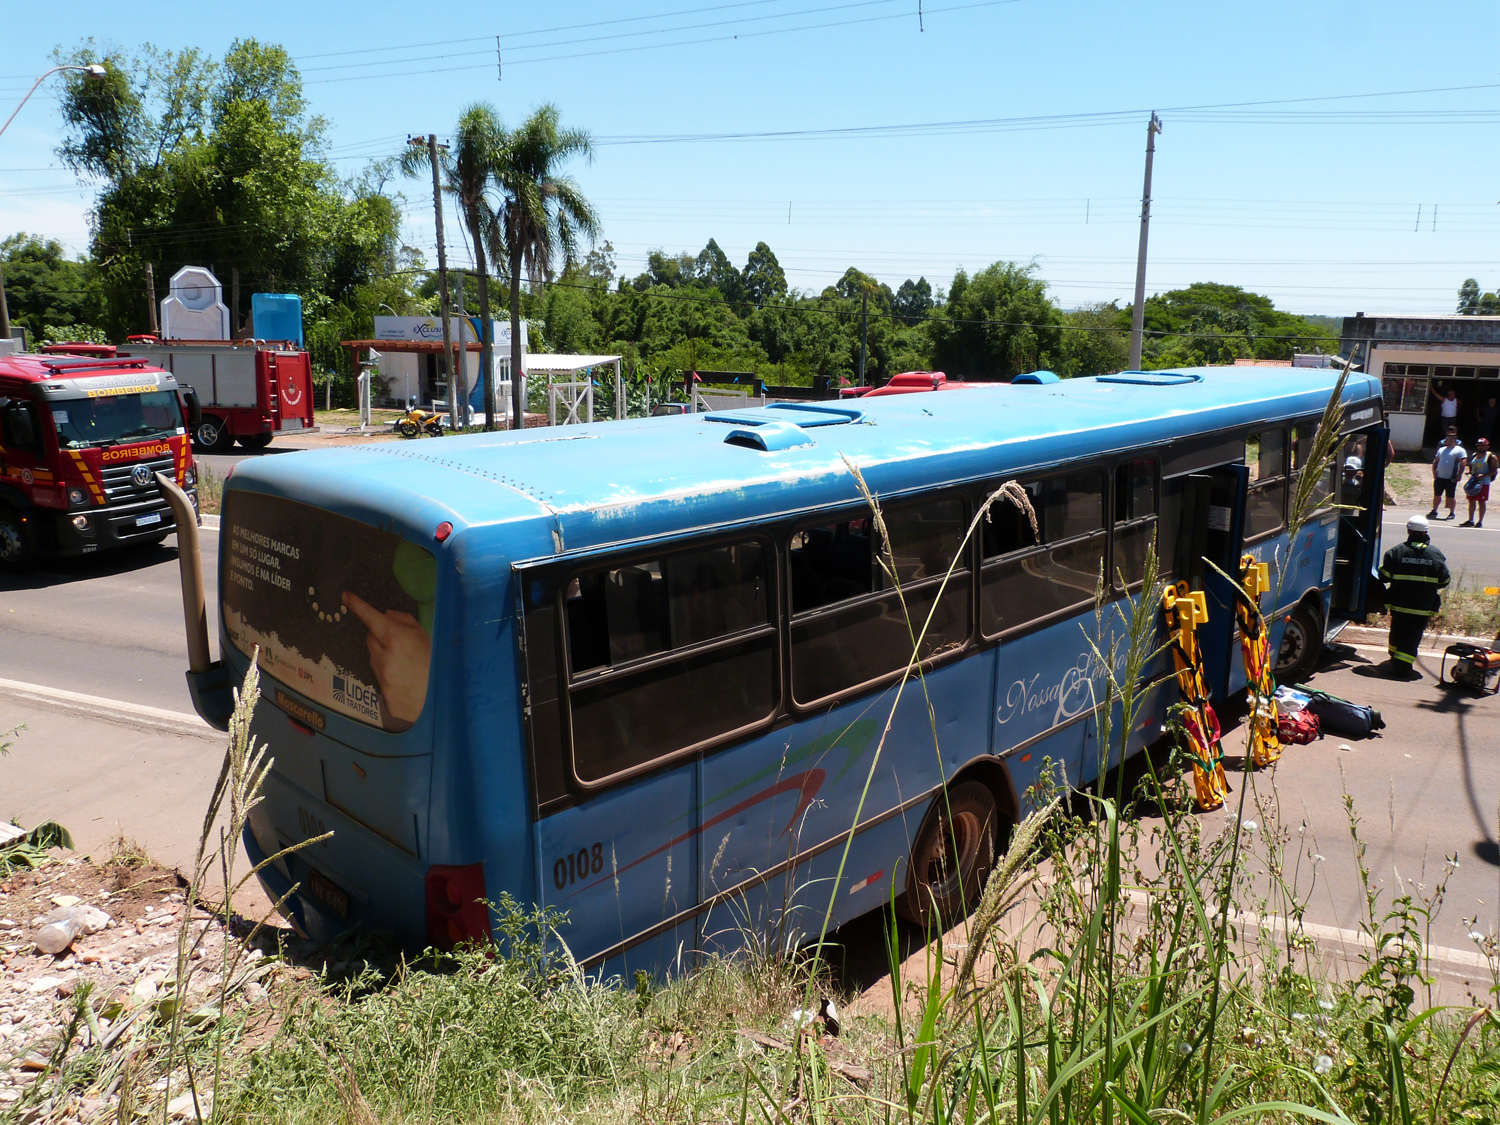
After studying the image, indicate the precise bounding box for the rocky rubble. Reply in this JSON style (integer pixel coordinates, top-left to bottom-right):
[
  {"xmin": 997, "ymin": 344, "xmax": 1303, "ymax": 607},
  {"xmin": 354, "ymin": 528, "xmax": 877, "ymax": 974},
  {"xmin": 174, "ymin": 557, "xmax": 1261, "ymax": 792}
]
[{"xmin": 0, "ymin": 853, "xmax": 271, "ymax": 1123}]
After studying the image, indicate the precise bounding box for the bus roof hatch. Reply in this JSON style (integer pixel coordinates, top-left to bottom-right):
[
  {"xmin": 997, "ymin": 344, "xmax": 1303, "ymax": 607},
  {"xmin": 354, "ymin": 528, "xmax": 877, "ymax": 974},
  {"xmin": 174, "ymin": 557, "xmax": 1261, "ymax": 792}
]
[{"xmin": 704, "ymin": 402, "xmax": 865, "ymax": 428}]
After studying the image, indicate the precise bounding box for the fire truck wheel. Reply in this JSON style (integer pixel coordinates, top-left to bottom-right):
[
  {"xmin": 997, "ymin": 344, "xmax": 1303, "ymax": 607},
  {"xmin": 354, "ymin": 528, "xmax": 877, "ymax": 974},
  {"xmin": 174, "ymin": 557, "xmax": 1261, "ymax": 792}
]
[
  {"xmin": 0, "ymin": 505, "xmax": 32, "ymax": 572},
  {"xmin": 1274, "ymin": 602, "xmax": 1322, "ymax": 685},
  {"xmin": 194, "ymin": 418, "xmax": 233, "ymax": 453},
  {"xmin": 897, "ymin": 781, "xmax": 1000, "ymax": 929},
  {"xmin": 236, "ymin": 433, "xmax": 273, "ymax": 450}
]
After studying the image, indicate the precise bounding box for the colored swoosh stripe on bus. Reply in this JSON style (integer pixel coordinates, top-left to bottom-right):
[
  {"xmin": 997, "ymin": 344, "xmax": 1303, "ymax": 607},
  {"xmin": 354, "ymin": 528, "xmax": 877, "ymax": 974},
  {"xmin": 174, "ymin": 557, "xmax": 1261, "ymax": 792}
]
[
  {"xmin": 568, "ymin": 768, "xmax": 827, "ymax": 900},
  {"xmin": 663, "ymin": 720, "xmax": 877, "ymax": 831}
]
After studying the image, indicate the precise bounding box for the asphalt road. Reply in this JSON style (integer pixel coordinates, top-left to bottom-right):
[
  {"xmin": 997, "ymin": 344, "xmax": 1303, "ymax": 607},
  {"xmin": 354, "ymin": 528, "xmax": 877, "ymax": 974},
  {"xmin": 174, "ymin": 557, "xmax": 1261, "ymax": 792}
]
[
  {"xmin": 1382, "ymin": 507, "xmax": 1500, "ymax": 589},
  {"xmin": 0, "ymin": 527, "xmax": 220, "ymax": 713}
]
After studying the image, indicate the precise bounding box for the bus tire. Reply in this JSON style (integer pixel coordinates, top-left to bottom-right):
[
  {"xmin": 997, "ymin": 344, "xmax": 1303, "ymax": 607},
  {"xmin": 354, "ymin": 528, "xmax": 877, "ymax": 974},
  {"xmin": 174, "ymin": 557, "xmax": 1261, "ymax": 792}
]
[
  {"xmin": 0, "ymin": 504, "xmax": 32, "ymax": 573},
  {"xmin": 897, "ymin": 781, "xmax": 999, "ymax": 929},
  {"xmin": 195, "ymin": 417, "xmax": 233, "ymax": 454},
  {"xmin": 1275, "ymin": 601, "xmax": 1322, "ymax": 685}
]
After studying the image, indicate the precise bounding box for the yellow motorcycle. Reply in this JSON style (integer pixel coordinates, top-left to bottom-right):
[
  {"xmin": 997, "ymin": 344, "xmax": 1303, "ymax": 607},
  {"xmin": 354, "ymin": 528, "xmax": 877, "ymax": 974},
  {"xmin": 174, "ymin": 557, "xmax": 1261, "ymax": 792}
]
[{"xmin": 394, "ymin": 404, "xmax": 445, "ymax": 439}]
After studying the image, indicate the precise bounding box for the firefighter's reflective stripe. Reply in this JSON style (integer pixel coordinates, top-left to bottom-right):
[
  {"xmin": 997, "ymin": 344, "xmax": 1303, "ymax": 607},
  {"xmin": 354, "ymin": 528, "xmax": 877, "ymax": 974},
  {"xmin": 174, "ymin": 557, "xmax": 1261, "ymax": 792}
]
[{"xmin": 1389, "ymin": 604, "xmax": 1436, "ymax": 616}]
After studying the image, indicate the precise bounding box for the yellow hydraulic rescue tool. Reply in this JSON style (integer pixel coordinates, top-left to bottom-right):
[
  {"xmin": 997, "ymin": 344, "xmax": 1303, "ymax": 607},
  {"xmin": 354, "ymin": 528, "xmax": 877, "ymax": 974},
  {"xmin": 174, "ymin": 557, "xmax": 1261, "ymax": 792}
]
[
  {"xmin": 1233, "ymin": 555, "xmax": 1283, "ymax": 768},
  {"xmin": 1161, "ymin": 582, "xmax": 1229, "ymax": 811}
]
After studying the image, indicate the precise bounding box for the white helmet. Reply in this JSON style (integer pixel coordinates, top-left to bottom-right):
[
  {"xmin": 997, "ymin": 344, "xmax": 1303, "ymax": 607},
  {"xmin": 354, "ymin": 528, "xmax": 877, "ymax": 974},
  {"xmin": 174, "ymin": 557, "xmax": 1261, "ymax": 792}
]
[
  {"xmin": 1406, "ymin": 514, "xmax": 1430, "ymax": 535},
  {"xmin": 1344, "ymin": 455, "xmax": 1363, "ymax": 471}
]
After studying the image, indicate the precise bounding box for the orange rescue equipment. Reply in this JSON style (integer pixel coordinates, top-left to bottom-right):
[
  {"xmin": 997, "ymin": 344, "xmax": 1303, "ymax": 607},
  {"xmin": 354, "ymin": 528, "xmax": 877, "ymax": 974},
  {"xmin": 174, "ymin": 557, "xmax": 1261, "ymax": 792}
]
[
  {"xmin": 1234, "ymin": 555, "xmax": 1283, "ymax": 768},
  {"xmin": 1162, "ymin": 582, "xmax": 1229, "ymax": 811}
]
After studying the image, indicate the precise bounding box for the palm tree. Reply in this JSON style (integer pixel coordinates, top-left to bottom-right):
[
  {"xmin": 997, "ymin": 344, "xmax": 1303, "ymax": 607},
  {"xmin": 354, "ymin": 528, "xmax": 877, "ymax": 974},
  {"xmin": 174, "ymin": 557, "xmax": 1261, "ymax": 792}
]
[
  {"xmin": 399, "ymin": 107, "xmax": 507, "ymax": 430},
  {"xmin": 491, "ymin": 104, "xmax": 599, "ymax": 429}
]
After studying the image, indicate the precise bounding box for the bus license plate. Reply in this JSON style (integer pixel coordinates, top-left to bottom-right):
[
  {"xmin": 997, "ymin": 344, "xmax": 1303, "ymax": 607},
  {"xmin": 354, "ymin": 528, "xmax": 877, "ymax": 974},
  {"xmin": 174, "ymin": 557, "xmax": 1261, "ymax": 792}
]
[
  {"xmin": 307, "ymin": 868, "xmax": 349, "ymax": 919},
  {"xmin": 135, "ymin": 513, "xmax": 162, "ymax": 528}
]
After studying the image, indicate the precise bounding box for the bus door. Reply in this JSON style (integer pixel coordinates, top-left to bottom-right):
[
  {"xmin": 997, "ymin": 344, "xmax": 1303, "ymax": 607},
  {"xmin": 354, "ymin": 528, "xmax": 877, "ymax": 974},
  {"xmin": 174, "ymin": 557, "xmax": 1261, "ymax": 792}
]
[
  {"xmin": 1192, "ymin": 464, "xmax": 1250, "ymax": 702},
  {"xmin": 1329, "ymin": 425, "xmax": 1388, "ymax": 621}
]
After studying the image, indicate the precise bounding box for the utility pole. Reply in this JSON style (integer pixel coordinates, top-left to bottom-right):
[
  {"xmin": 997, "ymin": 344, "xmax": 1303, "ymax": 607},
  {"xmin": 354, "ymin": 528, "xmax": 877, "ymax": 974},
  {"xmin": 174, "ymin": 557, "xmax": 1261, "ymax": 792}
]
[
  {"xmin": 858, "ymin": 288, "xmax": 868, "ymax": 386},
  {"xmin": 452, "ymin": 271, "xmax": 468, "ymax": 429},
  {"xmin": 145, "ymin": 263, "xmax": 159, "ymax": 335},
  {"xmin": 412, "ymin": 134, "xmax": 454, "ymax": 418},
  {"xmin": 1128, "ymin": 112, "xmax": 1163, "ymax": 372},
  {"xmin": 0, "ymin": 260, "xmax": 10, "ymax": 345}
]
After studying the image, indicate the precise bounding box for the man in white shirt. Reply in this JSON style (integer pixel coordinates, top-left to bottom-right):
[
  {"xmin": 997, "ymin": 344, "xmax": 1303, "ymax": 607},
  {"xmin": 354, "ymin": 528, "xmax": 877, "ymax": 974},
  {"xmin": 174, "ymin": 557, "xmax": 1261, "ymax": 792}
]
[
  {"xmin": 1429, "ymin": 428, "xmax": 1468, "ymax": 521},
  {"xmin": 1433, "ymin": 385, "xmax": 1460, "ymax": 434}
]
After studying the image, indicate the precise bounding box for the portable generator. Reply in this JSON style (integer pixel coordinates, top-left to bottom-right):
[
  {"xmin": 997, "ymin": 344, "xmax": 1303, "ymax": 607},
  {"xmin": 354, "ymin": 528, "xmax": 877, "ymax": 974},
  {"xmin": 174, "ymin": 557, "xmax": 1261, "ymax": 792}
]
[{"xmin": 1440, "ymin": 644, "xmax": 1500, "ymax": 696}]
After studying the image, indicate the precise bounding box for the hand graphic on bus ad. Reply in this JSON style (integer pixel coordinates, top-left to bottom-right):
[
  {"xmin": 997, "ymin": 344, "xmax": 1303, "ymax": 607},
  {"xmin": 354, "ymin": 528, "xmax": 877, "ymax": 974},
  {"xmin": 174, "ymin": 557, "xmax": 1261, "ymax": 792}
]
[{"xmin": 342, "ymin": 591, "xmax": 431, "ymax": 724}]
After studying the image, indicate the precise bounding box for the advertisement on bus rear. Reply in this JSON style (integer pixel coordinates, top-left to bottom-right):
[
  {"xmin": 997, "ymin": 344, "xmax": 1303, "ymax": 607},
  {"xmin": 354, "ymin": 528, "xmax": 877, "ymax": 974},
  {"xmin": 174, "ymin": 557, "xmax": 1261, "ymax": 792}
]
[{"xmin": 220, "ymin": 491, "xmax": 436, "ymax": 732}]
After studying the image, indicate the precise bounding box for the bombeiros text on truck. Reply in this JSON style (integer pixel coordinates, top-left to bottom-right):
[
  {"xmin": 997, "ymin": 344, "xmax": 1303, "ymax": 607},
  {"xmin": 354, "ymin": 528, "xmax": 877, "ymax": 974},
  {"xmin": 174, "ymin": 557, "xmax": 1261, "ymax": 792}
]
[{"xmin": 0, "ymin": 350, "xmax": 203, "ymax": 569}]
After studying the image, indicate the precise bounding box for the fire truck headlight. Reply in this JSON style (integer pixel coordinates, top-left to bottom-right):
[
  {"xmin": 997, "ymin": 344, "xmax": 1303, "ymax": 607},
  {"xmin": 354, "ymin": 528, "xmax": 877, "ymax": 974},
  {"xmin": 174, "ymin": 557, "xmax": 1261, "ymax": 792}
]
[
  {"xmin": 183, "ymin": 467, "xmax": 197, "ymax": 487},
  {"xmin": 68, "ymin": 487, "xmax": 88, "ymax": 507},
  {"xmin": 71, "ymin": 515, "xmax": 90, "ymax": 531}
]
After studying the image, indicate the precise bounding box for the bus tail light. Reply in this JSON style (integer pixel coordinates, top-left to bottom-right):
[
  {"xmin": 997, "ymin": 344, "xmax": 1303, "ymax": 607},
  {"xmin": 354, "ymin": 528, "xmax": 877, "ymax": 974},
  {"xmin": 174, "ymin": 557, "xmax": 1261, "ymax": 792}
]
[{"xmin": 424, "ymin": 863, "xmax": 492, "ymax": 950}]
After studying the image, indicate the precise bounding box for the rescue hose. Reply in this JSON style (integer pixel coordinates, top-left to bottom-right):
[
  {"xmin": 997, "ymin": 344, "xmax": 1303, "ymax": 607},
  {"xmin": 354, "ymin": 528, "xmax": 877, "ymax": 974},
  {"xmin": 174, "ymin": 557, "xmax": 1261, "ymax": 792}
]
[{"xmin": 1162, "ymin": 582, "xmax": 1229, "ymax": 811}]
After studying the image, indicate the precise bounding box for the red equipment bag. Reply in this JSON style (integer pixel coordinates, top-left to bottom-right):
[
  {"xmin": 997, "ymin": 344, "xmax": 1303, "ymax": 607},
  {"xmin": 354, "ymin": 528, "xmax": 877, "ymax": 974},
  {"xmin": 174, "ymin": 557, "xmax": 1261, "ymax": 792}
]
[{"xmin": 1278, "ymin": 708, "xmax": 1322, "ymax": 745}]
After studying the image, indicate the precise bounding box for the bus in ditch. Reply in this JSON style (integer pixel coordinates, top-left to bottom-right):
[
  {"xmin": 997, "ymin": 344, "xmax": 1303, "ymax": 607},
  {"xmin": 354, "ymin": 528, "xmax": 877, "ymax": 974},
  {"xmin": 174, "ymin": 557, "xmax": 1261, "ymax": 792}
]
[{"xmin": 166, "ymin": 365, "xmax": 1386, "ymax": 975}]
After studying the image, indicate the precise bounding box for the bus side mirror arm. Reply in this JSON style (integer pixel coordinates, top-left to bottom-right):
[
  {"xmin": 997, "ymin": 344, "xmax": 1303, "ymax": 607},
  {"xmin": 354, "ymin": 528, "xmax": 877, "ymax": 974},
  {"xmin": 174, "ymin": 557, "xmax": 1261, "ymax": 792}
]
[{"xmin": 155, "ymin": 471, "xmax": 233, "ymax": 731}]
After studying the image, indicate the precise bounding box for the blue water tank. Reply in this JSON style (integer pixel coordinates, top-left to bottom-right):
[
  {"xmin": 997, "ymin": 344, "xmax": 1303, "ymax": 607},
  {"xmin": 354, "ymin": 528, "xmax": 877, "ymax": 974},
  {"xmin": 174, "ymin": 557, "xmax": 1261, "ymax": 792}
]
[{"xmin": 251, "ymin": 293, "xmax": 303, "ymax": 346}]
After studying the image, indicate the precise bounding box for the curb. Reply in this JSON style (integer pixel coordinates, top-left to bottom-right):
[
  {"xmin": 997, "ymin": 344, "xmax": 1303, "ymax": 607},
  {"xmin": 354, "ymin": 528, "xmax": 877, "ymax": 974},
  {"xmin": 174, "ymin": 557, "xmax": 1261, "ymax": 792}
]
[
  {"xmin": 1336, "ymin": 624, "xmax": 1494, "ymax": 652},
  {"xmin": 200, "ymin": 514, "xmax": 220, "ymax": 530},
  {"xmin": 0, "ymin": 677, "xmax": 220, "ymax": 743}
]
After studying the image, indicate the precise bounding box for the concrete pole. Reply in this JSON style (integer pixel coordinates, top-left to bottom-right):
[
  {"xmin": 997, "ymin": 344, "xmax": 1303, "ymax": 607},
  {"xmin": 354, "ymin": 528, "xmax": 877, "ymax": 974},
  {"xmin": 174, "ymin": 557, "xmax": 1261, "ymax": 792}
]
[
  {"xmin": 858, "ymin": 288, "xmax": 868, "ymax": 386},
  {"xmin": 427, "ymin": 135, "xmax": 456, "ymax": 417},
  {"xmin": 452, "ymin": 271, "xmax": 467, "ymax": 429},
  {"xmin": 1128, "ymin": 113, "xmax": 1163, "ymax": 372},
  {"xmin": 0, "ymin": 259, "xmax": 10, "ymax": 344}
]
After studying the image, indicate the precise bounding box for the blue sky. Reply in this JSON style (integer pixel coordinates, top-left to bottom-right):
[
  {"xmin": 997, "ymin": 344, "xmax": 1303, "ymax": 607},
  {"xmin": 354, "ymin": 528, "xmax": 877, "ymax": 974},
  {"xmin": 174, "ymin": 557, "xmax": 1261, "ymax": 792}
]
[{"xmin": 3, "ymin": 0, "xmax": 1499, "ymax": 316}]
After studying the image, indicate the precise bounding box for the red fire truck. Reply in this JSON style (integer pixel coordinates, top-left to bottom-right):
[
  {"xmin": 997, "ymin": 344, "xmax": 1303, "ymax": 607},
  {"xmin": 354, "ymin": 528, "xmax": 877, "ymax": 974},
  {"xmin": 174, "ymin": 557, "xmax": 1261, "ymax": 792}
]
[
  {"xmin": 0, "ymin": 351, "xmax": 201, "ymax": 570},
  {"xmin": 41, "ymin": 338, "xmax": 318, "ymax": 453}
]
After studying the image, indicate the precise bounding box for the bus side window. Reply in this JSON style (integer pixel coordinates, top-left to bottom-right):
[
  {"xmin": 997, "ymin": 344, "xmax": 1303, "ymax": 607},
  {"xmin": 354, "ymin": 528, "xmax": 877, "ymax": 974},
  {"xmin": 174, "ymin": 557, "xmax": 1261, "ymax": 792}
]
[
  {"xmin": 789, "ymin": 496, "xmax": 969, "ymax": 705},
  {"xmin": 564, "ymin": 540, "xmax": 777, "ymax": 784},
  {"xmin": 980, "ymin": 469, "xmax": 1106, "ymax": 639},
  {"xmin": 1291, "ymin": 420, "xmax": 1335, "ymax": 515},
  {"xmin": 1244, "ymin": 429, "xmax": 1287, "ymax": 540},
  {"xmin": 1113, "ymin": 457, "xmax": 1158, "ymax": 589}
]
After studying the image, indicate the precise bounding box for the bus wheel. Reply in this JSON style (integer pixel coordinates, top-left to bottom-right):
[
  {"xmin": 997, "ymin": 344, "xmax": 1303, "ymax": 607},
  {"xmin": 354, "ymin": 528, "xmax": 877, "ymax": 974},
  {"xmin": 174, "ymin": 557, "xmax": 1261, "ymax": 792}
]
[
  {"xmin": 195, "ymin": 418, "xmax": 233, "ymax": 453},
  {"xmin": 898, "ymin": 781, "xmax": 999, "ymax": 929},
  {"xmin": 1275, "ymin": 602, "xmax": 1322, "ymax": 685},
  {"xmin": 0, "ymin": 506, "xmax": 32, "ymax": 573}
]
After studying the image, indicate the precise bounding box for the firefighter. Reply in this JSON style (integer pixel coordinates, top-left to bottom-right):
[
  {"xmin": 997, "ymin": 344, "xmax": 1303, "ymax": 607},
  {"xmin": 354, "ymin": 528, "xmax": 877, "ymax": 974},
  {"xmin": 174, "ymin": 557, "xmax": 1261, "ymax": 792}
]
[{"xmin": 1377, "ymin": 514, "xmax": 1451, "ymax": 679}]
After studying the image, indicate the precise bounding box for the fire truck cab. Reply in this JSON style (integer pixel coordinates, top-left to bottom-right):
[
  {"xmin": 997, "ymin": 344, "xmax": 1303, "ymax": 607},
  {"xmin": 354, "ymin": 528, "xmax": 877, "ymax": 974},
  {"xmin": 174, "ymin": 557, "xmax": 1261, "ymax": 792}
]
[{"xmin": 0, "ymin": 352, "xmax": 201, "ymax": 570}]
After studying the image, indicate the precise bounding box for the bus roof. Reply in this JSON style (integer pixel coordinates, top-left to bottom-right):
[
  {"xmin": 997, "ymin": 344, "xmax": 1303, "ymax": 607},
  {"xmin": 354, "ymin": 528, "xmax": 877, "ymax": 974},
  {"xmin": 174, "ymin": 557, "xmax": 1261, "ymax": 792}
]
[{"xmin": 230, "ymin": 367, "xmax": 1381, "ymax": 559}]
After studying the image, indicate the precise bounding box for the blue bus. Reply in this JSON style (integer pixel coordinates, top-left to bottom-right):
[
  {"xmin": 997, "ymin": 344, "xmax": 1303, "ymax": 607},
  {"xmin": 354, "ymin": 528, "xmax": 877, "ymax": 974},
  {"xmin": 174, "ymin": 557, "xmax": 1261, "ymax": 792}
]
[{"xmin": 173, "ymin": 366, "xmax": 1386, "ymax": 974}]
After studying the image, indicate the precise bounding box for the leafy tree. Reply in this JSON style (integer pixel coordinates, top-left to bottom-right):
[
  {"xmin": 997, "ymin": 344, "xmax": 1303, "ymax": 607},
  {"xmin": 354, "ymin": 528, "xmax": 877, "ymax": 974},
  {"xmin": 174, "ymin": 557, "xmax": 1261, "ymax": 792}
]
[
  {"xmin": 1125, "ymin": 282, "xmax": 1336, "ymax": 367},
  {"xmin": 0, "ymin": 235, "xmax": 105, "ymax": 345},
  {"xmin": 491, "ymin": 104, "xmax": 600, "ymax": 428},
  {"xmin": 54, "ymin": 38, "xmax": 399, "ymax": 348},
  {"xmin": 740, "ymin": 242, "xmax": 786, "ymax": 307},
  {"xmin": 893, "ymin": 277, "xmax": 933, "ymax": 323},
  {"xmin": 1059, "ymin": 302, "xmax": 1128, "ymax": 377},
  {"xmin": 927, "ymin": 262, "xmax": 1062, "ymax": 380},
  {"xmin": 693, "ymin": 238, "xmax": 741, "ymax": 302},
  {"xmin": 829, "ymin": 267, "xmax": 892, "ymax": 310},
  {"xmin": 1482, "ymin": 291, "xmax": 1500, "ymax": 316},
  {"xmin": 1458, "ymin": 278, "xmax": 1482, "ymax": 315}
]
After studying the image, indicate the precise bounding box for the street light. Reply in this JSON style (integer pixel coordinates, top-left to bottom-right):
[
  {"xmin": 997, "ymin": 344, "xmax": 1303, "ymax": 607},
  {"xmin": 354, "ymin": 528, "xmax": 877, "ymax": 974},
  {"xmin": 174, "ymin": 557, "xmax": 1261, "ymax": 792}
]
[
  {"xmin": 0, "ymin": 64, "xmax": 107, "ymax": 141},
  {"xmin": 0, "ymin": 63, "xmax": 109, "ymax": 344}
]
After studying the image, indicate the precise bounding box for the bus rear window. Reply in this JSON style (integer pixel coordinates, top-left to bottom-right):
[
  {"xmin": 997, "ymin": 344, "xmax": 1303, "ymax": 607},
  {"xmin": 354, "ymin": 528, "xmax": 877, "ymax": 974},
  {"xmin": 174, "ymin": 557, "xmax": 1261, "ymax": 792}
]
[{"xmin": 221, "ymin": 491, "xmax": 436, "ymax": 733}]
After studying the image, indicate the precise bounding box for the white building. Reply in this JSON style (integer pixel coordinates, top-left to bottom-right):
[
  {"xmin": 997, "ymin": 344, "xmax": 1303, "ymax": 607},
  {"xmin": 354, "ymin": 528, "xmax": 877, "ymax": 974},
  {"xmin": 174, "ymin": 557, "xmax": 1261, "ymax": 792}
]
[{"xmin": 365, "ymin": 316, "xmax": 529, "ymax": 408}]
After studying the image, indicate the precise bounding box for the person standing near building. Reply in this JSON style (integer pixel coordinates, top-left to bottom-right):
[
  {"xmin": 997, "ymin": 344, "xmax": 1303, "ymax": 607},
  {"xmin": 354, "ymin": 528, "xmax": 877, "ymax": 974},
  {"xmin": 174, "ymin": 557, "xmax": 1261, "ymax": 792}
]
[
  {"xmin": 1378, "ymin": 514, "xmax": 1450, "ymax": 679},
  {"xmin": 1429, "ymin": 429, "xmax": 1467, "ymax": 520},
  {"xmin": 1479, "ymin": 394, "xmax": 1500, "ymax": 446},
  {"xmin": 1432, "ymin": 384, "xmax": 1461, "ymax": 438},
  {"xmin": 1462, "ymin": 437, "xmax": 1498, "ymax": 527}
]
